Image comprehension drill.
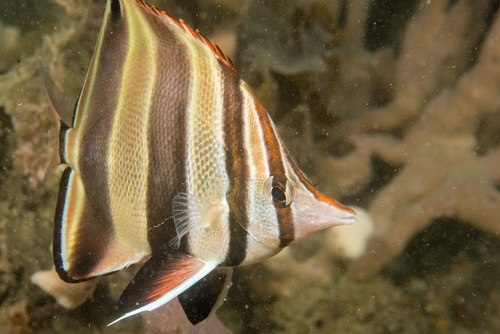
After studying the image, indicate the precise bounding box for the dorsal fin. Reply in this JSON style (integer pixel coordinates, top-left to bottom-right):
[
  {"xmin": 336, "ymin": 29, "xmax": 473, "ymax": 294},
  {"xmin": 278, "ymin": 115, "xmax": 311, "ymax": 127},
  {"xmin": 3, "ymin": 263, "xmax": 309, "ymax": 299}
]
[{"xmin": 134, "ymin": 0, "xmax": 236, "ymax": 71}]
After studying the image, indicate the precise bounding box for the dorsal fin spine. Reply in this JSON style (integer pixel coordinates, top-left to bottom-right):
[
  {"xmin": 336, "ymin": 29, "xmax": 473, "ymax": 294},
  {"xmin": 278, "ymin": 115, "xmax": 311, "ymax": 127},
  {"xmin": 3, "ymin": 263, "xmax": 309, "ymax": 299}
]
[
  {"xmin": 195, "ymin": 29, "xmax": 216, "ymax": 54},
  {"xmin": 133, "ymin": 0, "xmax": 235, "ymax": 71}
]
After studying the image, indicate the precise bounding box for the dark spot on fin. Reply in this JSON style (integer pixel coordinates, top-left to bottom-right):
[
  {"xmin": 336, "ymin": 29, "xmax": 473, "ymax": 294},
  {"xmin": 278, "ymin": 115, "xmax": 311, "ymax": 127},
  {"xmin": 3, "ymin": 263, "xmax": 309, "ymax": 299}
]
[
  {"xmin": 179, "ymin": 268, "xmax": 231, "ymax": 325},
  {"xmin": 111, "ymin": 0, "xmax": 122, "ymax": 23}
]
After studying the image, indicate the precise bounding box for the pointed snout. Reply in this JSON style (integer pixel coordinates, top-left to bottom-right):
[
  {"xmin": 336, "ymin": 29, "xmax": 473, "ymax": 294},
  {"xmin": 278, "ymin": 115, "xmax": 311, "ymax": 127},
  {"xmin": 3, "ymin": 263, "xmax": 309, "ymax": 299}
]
[
  {"xmin": 293, "ymin": 190, "xmax": 357, "ymax": 242},
  {"xmin": 314, "ymin": 199, "xmax": 357, "ymax": 226}
]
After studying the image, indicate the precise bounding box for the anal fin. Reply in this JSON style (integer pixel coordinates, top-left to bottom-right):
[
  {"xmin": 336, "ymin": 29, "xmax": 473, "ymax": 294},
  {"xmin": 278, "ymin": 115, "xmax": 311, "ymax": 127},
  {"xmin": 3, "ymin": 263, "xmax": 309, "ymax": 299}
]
[{"xmin": 108, "ymin": 251, "xmax": 216, "ymax": 326}]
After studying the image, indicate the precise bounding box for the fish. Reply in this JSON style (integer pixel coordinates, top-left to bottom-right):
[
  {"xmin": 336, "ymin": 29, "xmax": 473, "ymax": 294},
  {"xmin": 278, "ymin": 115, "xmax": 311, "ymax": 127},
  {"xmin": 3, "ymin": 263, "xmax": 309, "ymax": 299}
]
[{"xmin": 42, "ymin": 0, "xmax": 356, "ymax": 326}]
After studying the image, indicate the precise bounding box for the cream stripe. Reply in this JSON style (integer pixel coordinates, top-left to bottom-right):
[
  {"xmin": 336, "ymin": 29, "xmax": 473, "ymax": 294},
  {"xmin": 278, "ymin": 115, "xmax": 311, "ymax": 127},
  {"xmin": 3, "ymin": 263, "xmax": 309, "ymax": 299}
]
[
  {"xmin": 184, "ymin": 36, "xmax": 228, "ymax": 200},
  {"xmin": 68, "ymin": 1, "xmax": 113, "ymax": 166},
  {"xmin": 106, "ymin": 3, "xmax": 155, "ymax": 255},
  {"xmin": 241, "ymin": 83, "xmax": 270, "ymax": 181},
  {"xmin": 240, "ymin": 83, "xmax": 281, "ymax": 249},
  {"xmin": 182, "ymin": 32, "xmax": 230, "ymax": 262},
  {"xmin": 241, "ymin": 87, "xmax": 263, "ymax": 227}
]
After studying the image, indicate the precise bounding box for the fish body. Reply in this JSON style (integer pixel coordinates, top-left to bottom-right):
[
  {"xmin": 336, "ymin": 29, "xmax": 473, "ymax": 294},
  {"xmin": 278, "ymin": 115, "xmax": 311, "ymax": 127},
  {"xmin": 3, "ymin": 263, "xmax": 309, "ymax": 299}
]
[{"xmin": 44, "ymin": 0, "xmax": 356, "ymax": 325}]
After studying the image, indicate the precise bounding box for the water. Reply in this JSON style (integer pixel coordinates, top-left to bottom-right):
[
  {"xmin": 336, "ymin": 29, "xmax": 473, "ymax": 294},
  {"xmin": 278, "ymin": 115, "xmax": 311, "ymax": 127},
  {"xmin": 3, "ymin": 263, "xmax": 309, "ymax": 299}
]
[{"xmin": 1, "ymin": 0, "xmax": 499, "ymax": 332}]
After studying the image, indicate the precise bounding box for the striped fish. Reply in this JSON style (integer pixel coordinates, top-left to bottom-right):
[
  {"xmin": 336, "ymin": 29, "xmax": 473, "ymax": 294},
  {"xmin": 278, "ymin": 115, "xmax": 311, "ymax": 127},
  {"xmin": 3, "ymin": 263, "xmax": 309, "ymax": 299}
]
[{"xmin": 43, "ymin": 0, "xmax": 356, "ymax": 326}]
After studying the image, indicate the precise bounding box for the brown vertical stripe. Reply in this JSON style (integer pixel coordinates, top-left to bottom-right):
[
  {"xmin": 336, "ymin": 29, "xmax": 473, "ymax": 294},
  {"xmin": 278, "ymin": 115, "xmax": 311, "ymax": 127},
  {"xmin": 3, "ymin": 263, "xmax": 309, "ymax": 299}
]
[
  {"xmin": 253, "ymin": 99, "xmax": 295, "ymax": 247},
  {"xmin": 76, "ymin": 4, "xmax": 130, "ymax": 245},
  {"xmin": 142, "ymin": 6, "xmax": 192, "ymax": 252},
  {"xmin": 53, "ymin": 168, "xmax": 115, "ymax": 281},
  {"xmin": 221, "ymin": 63, "xmax": 248, "ymax": 266},
  {"xmin": 69, "ymin": 200, "xmax": 114, "ymax": 279},
  {"xmin": 276, "ymin": 208, "xmax": 294, "ymax": 246}
]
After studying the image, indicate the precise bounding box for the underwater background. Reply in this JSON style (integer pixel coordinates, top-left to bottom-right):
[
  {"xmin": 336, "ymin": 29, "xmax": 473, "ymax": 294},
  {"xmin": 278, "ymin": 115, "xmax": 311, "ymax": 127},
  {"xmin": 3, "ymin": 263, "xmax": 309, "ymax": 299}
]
[{"xmin": 1, "ymin": 0, "xmax": 500, "ymax": 332}]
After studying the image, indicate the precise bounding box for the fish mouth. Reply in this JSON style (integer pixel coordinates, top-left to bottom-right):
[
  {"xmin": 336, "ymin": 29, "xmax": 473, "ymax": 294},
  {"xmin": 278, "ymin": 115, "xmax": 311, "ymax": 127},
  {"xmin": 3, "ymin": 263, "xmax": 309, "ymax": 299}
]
[
  {"xmin": 307, "ymin": 190, "xmax": 357, "ymax": 226},
  {"xmin": 339, "ymin": 215, "xmax": 357, "ymax": 225},
  {"xmin": 307, "ymin": 198, "xmax": 357, "ymax": 230},
  {"xmin": 337, "ymin": 208, "xmax": 357, "ymax": 224},
  {"xmin": 293, "ymin": 199, "xmax": 357, "ymax": 242},
  {"xmin": 319, "ymin": 203, "xmax": 357, "ymax": 226}
]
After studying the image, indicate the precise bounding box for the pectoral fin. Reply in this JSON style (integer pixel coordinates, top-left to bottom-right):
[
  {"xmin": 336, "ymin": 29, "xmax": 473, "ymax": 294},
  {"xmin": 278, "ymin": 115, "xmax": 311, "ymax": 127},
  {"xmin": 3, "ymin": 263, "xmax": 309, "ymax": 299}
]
[
  {"xmin": 169, "ymin": 192, "xmax": 227, "ymax": 249},
  {"xmin": 108, "ymin": 251, "xmax": 216, "ymax": 326}
]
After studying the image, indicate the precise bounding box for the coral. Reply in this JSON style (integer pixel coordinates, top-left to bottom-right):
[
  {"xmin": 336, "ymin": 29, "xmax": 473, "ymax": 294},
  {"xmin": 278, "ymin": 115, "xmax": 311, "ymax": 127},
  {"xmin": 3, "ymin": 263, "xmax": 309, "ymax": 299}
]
[
  {"xmin": 342, "ymin": 0, "xmax": 500, "ymax": 277},
  {"xmin": 0, "ymin": 0, "xmax": 94, "ymax": 187},
  {"xmin": 0, "ymin": 20, "xmax": 21, "ymax": 73},
  {"xmin": 31, "ymin": 268, "xmax": 98, "ymax": 309},
  {"xmin": 237, "ymin": 0, "xmax": 500, "ymax": 277},
  {"xmin": 323, "ymin": 206, "xmax": 373, "ymax": 260}
]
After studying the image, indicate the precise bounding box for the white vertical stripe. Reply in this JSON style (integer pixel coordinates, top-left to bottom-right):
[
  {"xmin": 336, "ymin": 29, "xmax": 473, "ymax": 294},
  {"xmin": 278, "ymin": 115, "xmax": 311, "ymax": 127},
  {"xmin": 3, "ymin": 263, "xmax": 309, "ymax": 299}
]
[
  {"xmin": 106, "ymin": 2, "xmax": 155, "ymax": 257},
  {"xmin": 180, "ymin": 30, "xmax": 230, "ymax": 262},
  {"xmin": 241, "ymin": 86, "xmax": 267, "ymax": 227},
  {"xmin": 239, "ymin": 84, "xmax": 282, "ymax": 255}
]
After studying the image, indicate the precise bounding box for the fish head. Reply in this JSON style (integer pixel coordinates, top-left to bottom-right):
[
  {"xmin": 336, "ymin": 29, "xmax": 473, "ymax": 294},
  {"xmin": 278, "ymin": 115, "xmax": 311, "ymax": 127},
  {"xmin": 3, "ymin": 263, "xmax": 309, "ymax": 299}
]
[
  {"xmin": 227, "ymin": 155, "xmax": 356, "ymax": 261},
  {"xmin": 223, "ymin": 85, "xmax": 356, "ymax": 261}
]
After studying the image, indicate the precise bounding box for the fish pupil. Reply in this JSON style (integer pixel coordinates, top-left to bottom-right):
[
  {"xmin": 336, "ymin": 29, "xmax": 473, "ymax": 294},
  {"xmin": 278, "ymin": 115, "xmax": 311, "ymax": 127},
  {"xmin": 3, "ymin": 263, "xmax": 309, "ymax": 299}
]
[{"xmin": 271, "ymin": 186, "xmax": 286, "ymax": 205}]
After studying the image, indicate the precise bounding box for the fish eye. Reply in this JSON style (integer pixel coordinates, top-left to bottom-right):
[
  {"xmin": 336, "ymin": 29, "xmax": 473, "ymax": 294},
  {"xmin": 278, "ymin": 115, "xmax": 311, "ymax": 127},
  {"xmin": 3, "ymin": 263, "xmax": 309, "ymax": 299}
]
[
  {"xmin": 271, "ymin": 186, "xmax": 286, "ymax": 204},
  {"xmin": 264, "ymin": 175, "xmax": 295, "ymax": 208}
]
